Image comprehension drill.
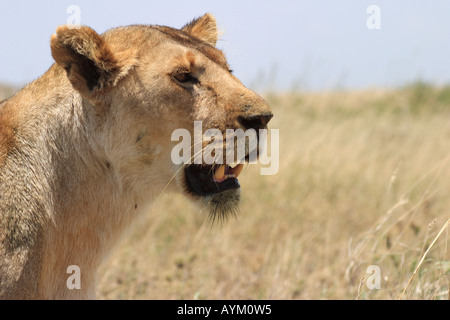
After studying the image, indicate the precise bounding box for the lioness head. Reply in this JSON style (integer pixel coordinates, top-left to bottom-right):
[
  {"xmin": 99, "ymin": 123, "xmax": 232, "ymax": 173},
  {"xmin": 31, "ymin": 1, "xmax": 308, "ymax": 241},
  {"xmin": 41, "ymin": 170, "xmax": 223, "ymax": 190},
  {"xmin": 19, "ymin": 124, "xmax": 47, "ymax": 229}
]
[{"xmin": 50, "ymin": 14, "xmax": 272, "ymax": 220}]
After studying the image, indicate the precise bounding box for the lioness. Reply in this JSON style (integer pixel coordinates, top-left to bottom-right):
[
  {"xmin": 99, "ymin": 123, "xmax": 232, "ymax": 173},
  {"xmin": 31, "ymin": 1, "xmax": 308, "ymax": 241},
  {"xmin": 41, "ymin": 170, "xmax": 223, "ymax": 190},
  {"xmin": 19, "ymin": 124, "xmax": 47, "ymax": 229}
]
[{"xmin": 0, "ymin": 14, "xmax": 272, "ymax": 299}]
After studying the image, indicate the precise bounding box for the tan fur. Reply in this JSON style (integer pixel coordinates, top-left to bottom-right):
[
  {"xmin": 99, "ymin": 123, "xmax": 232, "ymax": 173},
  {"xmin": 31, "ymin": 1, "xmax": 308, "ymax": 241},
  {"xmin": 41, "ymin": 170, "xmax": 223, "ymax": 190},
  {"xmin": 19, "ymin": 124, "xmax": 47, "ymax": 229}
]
[
  {"xmin": 0, "ymin": 105, "xmax": 16, "ymax": 167},
  {"xmin": 0, "ymin": 14, "xmax": 272, "ymax": 299},
  {"xmin": 182, "ymin": 13, "xmax": 218, "ymax": 47}
]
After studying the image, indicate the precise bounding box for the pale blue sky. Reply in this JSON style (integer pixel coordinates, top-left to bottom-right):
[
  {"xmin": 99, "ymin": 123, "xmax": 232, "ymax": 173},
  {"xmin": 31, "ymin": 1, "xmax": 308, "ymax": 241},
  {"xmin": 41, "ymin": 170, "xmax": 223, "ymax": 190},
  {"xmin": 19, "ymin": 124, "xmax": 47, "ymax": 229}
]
[{"xmin": 1, "ymin": 1, "xmax": 449, "ymax": 91}]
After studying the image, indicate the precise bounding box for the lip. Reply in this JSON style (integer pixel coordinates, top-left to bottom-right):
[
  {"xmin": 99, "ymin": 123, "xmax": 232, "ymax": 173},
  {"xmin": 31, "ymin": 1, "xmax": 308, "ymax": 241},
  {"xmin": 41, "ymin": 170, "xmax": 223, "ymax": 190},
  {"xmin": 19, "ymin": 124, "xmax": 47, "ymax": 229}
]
[{"xmin": 184, "ymin": 164, "xmax": 242, "ymax": 197}]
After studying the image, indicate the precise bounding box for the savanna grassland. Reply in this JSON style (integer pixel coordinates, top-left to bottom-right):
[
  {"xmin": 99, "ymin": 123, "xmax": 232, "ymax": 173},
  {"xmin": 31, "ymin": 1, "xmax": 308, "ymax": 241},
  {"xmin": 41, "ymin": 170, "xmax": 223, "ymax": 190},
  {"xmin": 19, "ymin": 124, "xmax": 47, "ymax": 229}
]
[
  {"xmin": 1, "ymin": 83, "xmax": 449, "ymax": 299},
  {"xmin": 97, "ymin": 83, "xmax": 450, "ymax": 300}
]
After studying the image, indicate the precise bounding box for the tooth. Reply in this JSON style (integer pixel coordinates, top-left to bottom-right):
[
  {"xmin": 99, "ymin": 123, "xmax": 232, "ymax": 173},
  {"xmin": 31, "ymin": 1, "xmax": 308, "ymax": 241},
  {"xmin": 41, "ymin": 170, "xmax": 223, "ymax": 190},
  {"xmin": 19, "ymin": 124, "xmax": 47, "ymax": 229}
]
[
  {"xmin": 214, "ymin": 165, "xmax": 225, "ymax": 182},
  {"xmin": 231, "ymin": 164, "xmax": 244, "ymax": 178}
]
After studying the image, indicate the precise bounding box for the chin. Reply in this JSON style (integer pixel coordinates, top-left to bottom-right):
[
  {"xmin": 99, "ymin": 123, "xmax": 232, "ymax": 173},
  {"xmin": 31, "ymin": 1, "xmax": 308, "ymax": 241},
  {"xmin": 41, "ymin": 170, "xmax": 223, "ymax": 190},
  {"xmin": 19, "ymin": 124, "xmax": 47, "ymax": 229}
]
[{"xmin": 183, "ymin": 164, "xmax": 244, "ymax": 221}]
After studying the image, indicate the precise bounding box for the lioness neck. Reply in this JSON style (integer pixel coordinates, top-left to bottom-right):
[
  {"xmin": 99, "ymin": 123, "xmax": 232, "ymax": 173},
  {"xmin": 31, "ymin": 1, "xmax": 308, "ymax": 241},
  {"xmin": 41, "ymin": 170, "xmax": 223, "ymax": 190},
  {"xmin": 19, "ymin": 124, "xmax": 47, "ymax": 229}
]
[{"xmin": 1, "ymin": 65, "xmax": 146, "ymax": 299}]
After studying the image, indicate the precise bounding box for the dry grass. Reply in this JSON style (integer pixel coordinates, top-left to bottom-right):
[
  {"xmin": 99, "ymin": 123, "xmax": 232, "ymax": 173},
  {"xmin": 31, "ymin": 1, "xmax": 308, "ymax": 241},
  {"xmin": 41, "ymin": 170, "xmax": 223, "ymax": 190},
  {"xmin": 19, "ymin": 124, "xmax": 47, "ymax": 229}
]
[
  {"xmin": 1, "ymin": 83, "xmax": 449, "ymax": 299},
  {"xmin": 0, "ymin": 83, "xmax": 17, "ymax": 101},
  {"xmin": 96, "ymin": 83, "xmax": 449, "ymax": 300}
]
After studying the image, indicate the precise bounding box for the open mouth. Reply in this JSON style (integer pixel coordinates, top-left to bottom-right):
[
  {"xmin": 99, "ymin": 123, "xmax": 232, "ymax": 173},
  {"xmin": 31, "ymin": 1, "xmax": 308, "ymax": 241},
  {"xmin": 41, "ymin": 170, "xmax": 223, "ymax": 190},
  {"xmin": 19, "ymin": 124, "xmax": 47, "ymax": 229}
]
[{"xmin": 184, "ymin": 164, "xmax": 244, "ymax": 197}]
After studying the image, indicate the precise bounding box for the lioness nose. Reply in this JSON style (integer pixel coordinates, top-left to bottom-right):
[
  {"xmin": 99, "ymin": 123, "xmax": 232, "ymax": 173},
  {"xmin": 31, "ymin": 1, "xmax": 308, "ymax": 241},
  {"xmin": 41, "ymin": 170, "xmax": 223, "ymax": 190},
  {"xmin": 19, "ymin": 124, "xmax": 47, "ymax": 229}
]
[{"xmin": 238, "ymin": 113, "xmax": 273, "ymax": 131}]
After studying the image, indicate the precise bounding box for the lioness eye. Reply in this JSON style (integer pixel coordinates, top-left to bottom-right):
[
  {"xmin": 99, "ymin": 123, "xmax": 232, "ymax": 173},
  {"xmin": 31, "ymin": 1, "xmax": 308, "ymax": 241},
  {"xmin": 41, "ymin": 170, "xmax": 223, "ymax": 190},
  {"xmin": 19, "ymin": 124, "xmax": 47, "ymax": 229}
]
[{"xmin": 173, "ymin": 72, "xmax": 199, "ymax": 85}]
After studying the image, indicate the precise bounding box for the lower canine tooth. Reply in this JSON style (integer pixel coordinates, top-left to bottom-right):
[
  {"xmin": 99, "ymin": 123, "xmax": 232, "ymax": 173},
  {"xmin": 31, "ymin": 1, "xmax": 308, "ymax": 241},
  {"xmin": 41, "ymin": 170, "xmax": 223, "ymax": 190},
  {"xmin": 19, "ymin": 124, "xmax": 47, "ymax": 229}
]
[
  {"xmin": 214, "ymin": 165, "xmax": 226, "ymax": 182},
  {"xmin": 231, "ymin": 164, "xmax": 244, "ymax": 178}
]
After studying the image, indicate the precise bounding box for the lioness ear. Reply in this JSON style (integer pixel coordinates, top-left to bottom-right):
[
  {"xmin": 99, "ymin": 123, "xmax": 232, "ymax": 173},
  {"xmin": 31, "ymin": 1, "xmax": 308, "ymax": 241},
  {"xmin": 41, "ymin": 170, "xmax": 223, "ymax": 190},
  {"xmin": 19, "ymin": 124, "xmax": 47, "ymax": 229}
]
[
  {"xmin": 51, "ymin": 26, "xmax": 122, "ymax": 94},
  {"xmin": 182, "ymin": 13, "xmax": 218, "ymax": 47}
]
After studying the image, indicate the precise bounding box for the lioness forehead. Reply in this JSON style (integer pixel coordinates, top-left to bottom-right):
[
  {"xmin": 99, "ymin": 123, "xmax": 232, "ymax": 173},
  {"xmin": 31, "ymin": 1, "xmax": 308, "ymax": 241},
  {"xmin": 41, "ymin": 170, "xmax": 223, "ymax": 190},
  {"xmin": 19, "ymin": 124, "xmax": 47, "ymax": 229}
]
[
  {"xmin": 153, "ymin": 26, "xmax": 229, "ymax": 71},
  {"xmin": 106, "ymin": 25, "xmax": 230, "ymax": 72}
]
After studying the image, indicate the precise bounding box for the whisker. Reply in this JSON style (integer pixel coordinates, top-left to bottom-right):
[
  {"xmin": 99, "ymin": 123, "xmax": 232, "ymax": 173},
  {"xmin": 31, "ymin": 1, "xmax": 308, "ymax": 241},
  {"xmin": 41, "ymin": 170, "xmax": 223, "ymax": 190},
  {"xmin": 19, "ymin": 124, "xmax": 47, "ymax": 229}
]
[{"xmin": 158, "ymin": 140, "xmax": 208, "ymax": 197}]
